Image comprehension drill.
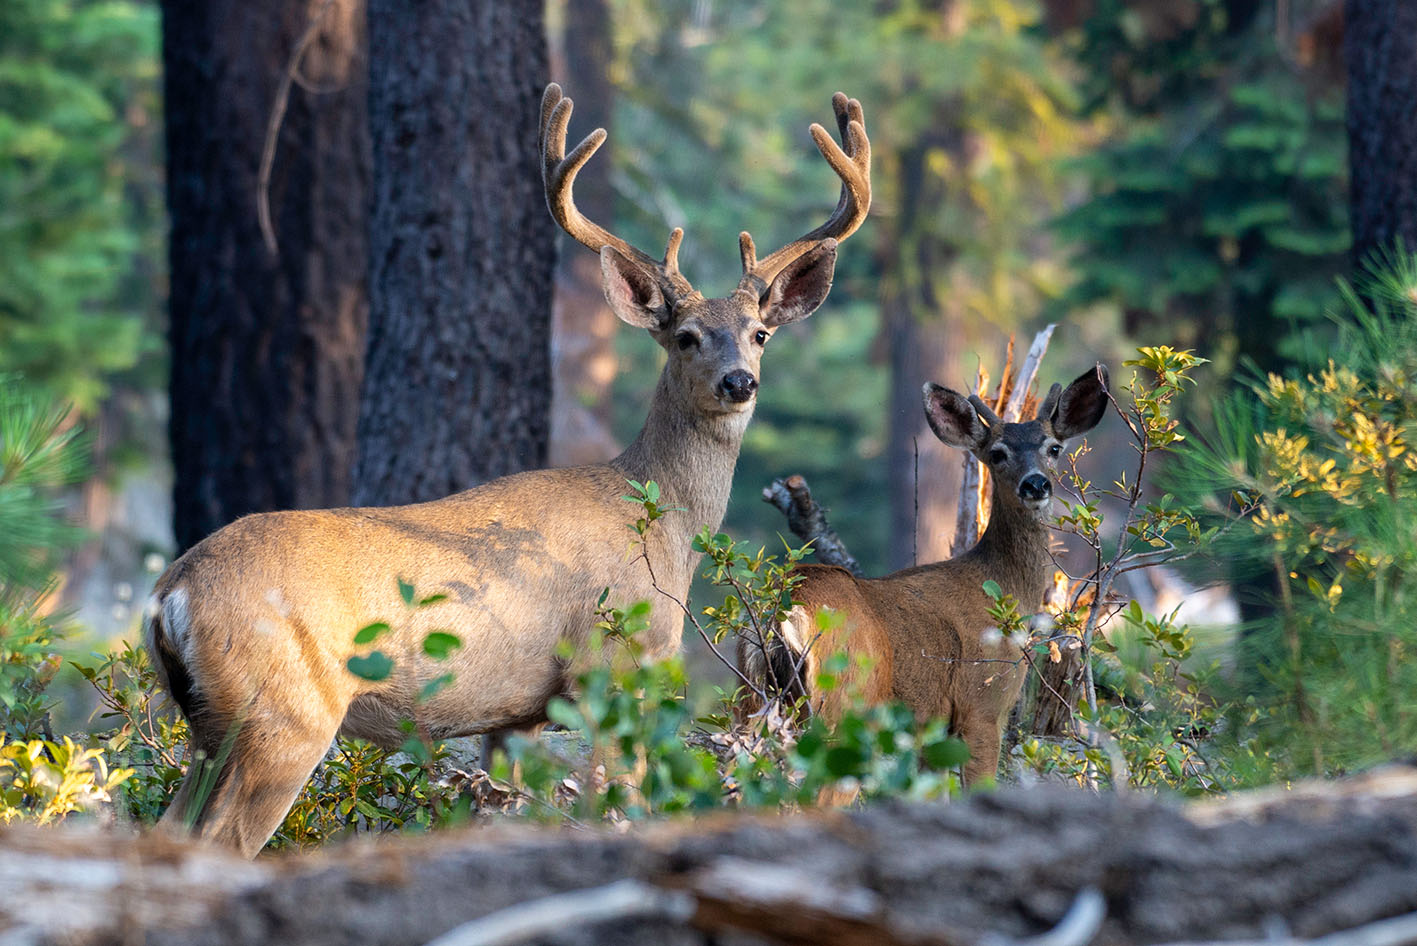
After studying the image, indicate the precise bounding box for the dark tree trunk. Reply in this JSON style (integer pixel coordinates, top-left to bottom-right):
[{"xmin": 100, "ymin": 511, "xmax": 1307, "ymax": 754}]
[
  {"xmin": 163, "ymin": 0, "xmax": 369, "ymax": 554},
  {"xmin": 1345, "ymin": 0, "xmax": 1417, "ymax": 265},
  {"xmin": 354, "ymin": 1, "xmax": 554, "ymax": 506},
  {"xmin": 548, "ymin": 0, "xmax": 620, "ymax": 468},
  {"xmin": 883, "ymin": 141, "xmax": 974, "ymax": 572}
]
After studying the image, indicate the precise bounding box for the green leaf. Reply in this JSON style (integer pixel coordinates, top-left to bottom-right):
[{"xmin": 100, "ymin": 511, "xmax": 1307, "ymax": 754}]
[
  {"xmin": 545, "ymin": 697, "xmax": 583, "ymax": 731},
  {"xmin": 422, "ymin": 632, "xmax": 462, "ymax": 660},
  {"xmin": 418, "ymin": 673, "xmax": 455, "ymax": 703},
  {"xmin": 824, "ymin": 746, "xmax": 862, "ymax": 778},
  {"xmin": 418, "ymin": 593, "xmax": 448, "ymax": 608},
  {"xmin": 398, "ymin": 578, "xmax": 415, "ymax": 606},
  {"xmin": 981, "ymin": 580, "xmax": 1003, "ymax": 600},
  {"xmin": 353, "ymin": 621, "xmax": 391, "ymax": 645},
  {"xmin": 346, "ymin": 651, "xmax": 393, "ymax": 682},
  {"xmin": 400, "ymin": 736, "xmax": 432, "ymax": 765},
  {"xmin": 923, "ymin": 737, "xmax": 971, "ymax": 770}
]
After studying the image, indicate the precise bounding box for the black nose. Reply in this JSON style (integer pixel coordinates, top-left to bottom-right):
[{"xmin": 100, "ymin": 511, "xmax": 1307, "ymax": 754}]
[
  {"xmin": 718, "ymin": 369, "xmax": 758, "ymax": 403},
  {"xmin": 1018, "ymin": 473, "xmax": 1051, "ymax": 503}
]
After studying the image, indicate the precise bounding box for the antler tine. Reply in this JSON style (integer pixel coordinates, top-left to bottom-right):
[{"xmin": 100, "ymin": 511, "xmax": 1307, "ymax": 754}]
[
  {"xmin": 1037, "ymin": 383, "xmax": 1063, "ymax": 422},
  {"xmin": 739, "ymin": 93, "xmax": 872, "ymax": 293},
  {"xmin": 969, "ymin": 394, "xmax": 1003, "ymax": 429},
  {"xmin": 539, "ymin": 84, "xmax": 693, "ymax": 298},
  {"xmin": 738, "ymin": 231, "xmax": 757, "ymax": 273}
]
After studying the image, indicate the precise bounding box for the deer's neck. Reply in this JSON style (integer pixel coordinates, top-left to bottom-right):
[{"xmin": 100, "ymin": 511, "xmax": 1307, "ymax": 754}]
[
  {"xmin": 610, "ymin": 371, "xmax": 748, "ymax": 542},
  {"xmin": 966, "ymin": 489, "xmax": 1053, "ymax": 603}
]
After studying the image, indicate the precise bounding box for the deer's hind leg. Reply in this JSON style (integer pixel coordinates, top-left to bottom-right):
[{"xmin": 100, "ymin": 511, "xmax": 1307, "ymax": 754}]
[{"xmin": 164, "ymin": 713, "xmax": 343, "ymax": 858}]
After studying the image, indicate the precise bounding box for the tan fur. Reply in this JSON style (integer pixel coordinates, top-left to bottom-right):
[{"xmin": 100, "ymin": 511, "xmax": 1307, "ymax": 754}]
[
  {"xmin": 149, "ymin": 84, "xmax": 872, "ymax": 857},
  {"xmin": 740, "ymin": 368, "xmax": 1108, "ymax": 788}
]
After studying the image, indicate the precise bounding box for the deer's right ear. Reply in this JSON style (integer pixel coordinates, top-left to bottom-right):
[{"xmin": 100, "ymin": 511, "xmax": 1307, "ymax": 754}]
[
  {"xmin": 922, "ymin": 383, "xmax": 988, "ymax": 451},
  {"xmin": 601, "ymin": 246, "xmax": 668, "ymax": 330}
]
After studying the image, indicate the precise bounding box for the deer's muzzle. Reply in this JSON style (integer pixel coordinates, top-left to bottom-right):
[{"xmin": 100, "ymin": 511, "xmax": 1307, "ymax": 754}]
[{"xmin": 718, "ymin": 369, "xmax": 759, "ymax": 403}]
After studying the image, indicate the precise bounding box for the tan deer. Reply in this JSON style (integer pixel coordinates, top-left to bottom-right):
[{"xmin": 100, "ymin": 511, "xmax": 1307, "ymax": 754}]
[
  {"xmin": 145, "ymin": 83, "xmax": 871, "ymax": 856},
  {"xmin": 739, "ymin": 366, "xmax": 1108, "ymax": 785}
]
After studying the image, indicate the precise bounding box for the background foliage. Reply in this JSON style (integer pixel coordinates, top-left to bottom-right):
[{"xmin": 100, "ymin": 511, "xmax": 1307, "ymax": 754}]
[
  {"xmin": 8, "ymin": 0, "xmax": 1414, "ymax": 854},
  {"xmin": 0, "ymin": 0, "xmax": 163, "ymax": 412}
]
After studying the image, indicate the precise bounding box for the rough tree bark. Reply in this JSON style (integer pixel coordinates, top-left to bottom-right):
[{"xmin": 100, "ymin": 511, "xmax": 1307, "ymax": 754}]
[
  {"xmin": 1345, "ymin": 0, "xmax": 1417, "ymax": 266},
  {"xmin": 163, "ymin": 0, "xmax": 369, "ymax": 553},
  {"xmin": 548, "ymin": 0, "xmax": 621, "ymax": 467},
  {"xmin": 7, "ymin": 768, "xmax": 1417, "ymax": 946},
  {"xmin": 881, "ymin": 2, "xmax": 980, "ymax": 570},
  {"xmin": 353, "ymin": 1, "xmax": 554, "ymax": 506}
]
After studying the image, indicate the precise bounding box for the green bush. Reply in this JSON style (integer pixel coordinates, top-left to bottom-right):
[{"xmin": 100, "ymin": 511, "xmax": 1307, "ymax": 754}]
[
  {"xmin": 0, "ymin": 375, "xmax": 132, "ymax": 823},
  {"xmin": 1171, "ymin": 251, "xmax": 1417, "ymax": 778}
]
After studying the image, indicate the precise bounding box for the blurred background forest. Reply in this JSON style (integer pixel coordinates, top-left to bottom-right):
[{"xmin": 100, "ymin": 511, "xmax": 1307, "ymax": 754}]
[{"xmin": 5, "ymin": 0, "xmax": 1417, "ymax": 795}]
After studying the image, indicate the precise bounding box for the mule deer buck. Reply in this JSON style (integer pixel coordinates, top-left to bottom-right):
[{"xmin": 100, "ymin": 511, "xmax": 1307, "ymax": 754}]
[
  {"xmin": 739, "ymin": 366, "xmax": 1108, "ymax": 785},
  {"xmin": 145, "ymin": 83, "xmax": 871, "ymax": 856}
]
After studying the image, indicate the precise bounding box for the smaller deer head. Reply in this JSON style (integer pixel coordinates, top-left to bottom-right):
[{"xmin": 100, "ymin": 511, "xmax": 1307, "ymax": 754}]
[{"xmin": 922, "ymin": 365, "xmax": 1110, "ymax": 518}]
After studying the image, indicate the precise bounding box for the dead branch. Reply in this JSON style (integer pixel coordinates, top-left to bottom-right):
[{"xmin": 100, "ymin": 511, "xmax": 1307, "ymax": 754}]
[{"xmin": 762, "ymin": 474, "xmax": 864, "ymax": 577}]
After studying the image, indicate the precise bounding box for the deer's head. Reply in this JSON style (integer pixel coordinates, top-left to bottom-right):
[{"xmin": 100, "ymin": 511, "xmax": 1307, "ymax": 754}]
[
  {"xmin": 923, "ymin": 366, "xmax": 1110, "ymax": 519},
  {"xmin": 540, "ymin": 84, "xmax": 870, "ymax": 418}
]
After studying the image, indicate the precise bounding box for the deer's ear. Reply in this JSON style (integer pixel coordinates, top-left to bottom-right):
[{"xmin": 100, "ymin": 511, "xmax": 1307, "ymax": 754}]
[
  {"xmin": 760, "ymin": 240, "xmax": 837, "ymax": 327},
  {"xmin": 922, "ymin": 382, "xmax": 988, "ymax": 451},
  {"xmin": 601, "ymin": 246, "xmax": 668, "ymax": 330},
  {"xmin": 1049, "ymin": 364, "xmax": 1110, "ymax": 440}
]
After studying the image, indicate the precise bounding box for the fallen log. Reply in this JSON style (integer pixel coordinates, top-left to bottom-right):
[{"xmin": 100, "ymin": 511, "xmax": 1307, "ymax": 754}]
[{"xmin": 4, "ymin": 766, "xmax": 1417, "ymax": 946}]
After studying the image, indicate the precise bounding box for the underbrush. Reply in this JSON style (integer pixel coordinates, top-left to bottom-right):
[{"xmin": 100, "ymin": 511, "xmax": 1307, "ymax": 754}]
[{"xmin": 14, "ymin": 256, "xmax": 1417, "ymax": 844}]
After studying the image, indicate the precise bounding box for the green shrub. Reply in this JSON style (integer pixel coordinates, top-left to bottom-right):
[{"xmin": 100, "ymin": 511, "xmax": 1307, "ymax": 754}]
[
  {"xmin": 1171, "ymin": 251, "xmax": 1417, "ymax": 777},
  {"xmin": 0, "ymin": 374, "xmax": 131, "ymax": 824}
]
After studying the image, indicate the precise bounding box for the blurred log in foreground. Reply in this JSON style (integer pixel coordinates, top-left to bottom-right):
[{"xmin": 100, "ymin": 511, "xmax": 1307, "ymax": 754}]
[{"xmin": 4, "ymin": 767, "xmax": 1417, "ymax": 946}]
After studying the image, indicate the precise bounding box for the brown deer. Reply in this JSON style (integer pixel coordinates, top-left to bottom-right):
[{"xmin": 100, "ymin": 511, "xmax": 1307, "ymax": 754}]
[
  {"xmin": 145, "ymin": 83, "xmax": 871, "ymax": 856},
  {"xmin": 739, "ymin": 366, "xmax": 1108, "ymax": 785}
]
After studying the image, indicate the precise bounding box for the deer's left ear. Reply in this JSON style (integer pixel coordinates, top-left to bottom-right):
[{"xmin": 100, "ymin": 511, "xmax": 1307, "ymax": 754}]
[
  {"xmin": 760, "ymin": 240, "xmax": 837, "ymax": 327},
  {"xmin": 1048, "ymin": 364, "xmax": 1110, "ymax": 440}
]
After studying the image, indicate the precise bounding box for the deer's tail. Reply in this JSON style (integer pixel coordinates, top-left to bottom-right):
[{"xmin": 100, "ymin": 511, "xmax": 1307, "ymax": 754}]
[{"xmin": 143, "ymin": 587, "xmax": 199, "ymax": 722}]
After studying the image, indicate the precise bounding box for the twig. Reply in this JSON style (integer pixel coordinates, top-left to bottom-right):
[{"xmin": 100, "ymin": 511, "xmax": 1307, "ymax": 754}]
[
  {"xmin": 982, "ymin": 888, "xmax": 1106, "ymax": 946},
  {"xmin": 258, "ymin": 0, "xmax": 337, "ymax": 254},
  {"xmin": 913, "ymin": 435, "xmax": 920, "ymax": 566},
  {"xmin": 635, "ymin": 542, "xmax": 764, "ymax": 701},
  {"xmin": 421, "ymin": 879, "xmax": 693, "ymax": 946}
]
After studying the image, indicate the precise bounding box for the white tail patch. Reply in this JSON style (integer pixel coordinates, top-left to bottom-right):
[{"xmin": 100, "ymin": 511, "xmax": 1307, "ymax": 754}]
[{"xmin": 163, "ymin": 587, "xmax": 193, "ymax": 661}]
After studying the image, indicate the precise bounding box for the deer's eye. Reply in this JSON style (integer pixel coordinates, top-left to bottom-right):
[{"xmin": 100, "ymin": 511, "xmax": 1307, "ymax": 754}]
[
  {"xmin": 988, "ymin": 447, "xmax": 1009, "ymax": 465},
  {"xmin": 753, "ymin": 329, "xmax": 769, "ymax": 346},
  {"xmin": 1047, "ymin": 444, "xmax": 1062, "ymax": 458},
  {"xmin": 676, "ymin": 332, "xmax": 699, "ymax": 351}
]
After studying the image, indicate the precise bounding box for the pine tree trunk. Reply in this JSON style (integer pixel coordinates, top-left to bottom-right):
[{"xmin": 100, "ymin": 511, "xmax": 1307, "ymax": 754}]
[
  {"xmin": 353, "ymin": 0, "xmax": 554, "ymax": 506},
  {"xmin": 883, "ymin": 138, "xmax": 976, "ymax": 572},
  {"xmin": 548, "ymin": 0, "xmax": 620, "ymax": 468},
  {"xmin": 163, "ymin": 0, "xmax": 370, "ymax": 553},
  {"xmin": 1345, "ymin": 0, "xmax": 1417, "ymax": 265}
]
